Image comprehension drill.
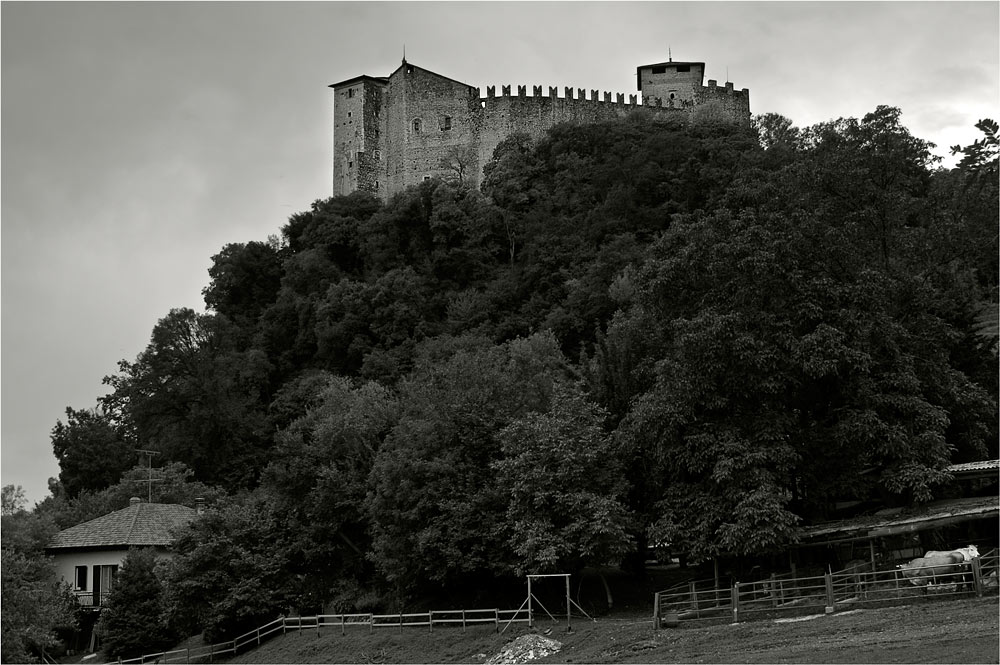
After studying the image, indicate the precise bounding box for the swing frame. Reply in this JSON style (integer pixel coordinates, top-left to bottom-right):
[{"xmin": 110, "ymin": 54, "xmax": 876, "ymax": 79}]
[{"xmin": 501, "ymin": 573, "xmax": 594, "ymax": 633}]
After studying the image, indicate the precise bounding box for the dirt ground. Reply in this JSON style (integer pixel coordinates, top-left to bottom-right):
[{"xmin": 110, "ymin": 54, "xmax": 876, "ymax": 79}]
[{"xmin": 230, "ymin": 595, "xmax": 999, "ymax": 664}]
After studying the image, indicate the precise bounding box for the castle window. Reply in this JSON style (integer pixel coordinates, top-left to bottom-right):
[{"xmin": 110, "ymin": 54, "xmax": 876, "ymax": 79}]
[
  {"xmin": 669, "ymin": 92, "xmax": 676, "ymax": 100},
  {"xmin": 441, "ymin": 116, "xmax": 452, "ymax": 131},
  {"xmin": 348, "ymin": 161, "xmax": 353, "ymax": 168},
  {"xmin": 677, "ymin": 65, "xmax": 691, "ymax": 73},
  {"xmin": 652, "ymin": 66, "xmax": 666, "ymax": 74},
  {"xmin": 347, "ymin": 88, "xmax": 355, "ymax": 98},
  {"xmin": 423, "ymin": 175, "xmax": 431, "ymax": 181},
  {"xmin": 412, "ymin": 118, "xmax": 422, "ymax": 133},
  {"xmin": 347, "ymin": 112, "xmax": 352, "ymax": 118}
]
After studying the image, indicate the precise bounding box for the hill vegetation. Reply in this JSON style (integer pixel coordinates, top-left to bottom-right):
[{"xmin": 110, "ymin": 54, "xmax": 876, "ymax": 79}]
[{"xmin": 3, "ymin": 108, "xmax": 997, "ymax": 661}]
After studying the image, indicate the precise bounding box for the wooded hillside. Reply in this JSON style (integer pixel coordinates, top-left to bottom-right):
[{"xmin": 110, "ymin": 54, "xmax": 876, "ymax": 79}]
[{"xmin": 10, "ymin": 107, "xmax": 996, "ymax": 653}]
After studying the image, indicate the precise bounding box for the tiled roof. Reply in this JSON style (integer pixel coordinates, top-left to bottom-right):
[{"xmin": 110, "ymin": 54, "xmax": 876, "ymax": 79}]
[{"xmin": 47, "ymin": 501, "xmax": 197, "ymax": 550}]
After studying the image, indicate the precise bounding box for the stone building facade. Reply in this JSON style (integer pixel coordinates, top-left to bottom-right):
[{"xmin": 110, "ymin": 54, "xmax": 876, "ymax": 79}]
[{"xmin": 330, "ymin": 58, "xmax": 750, "ymax": 200}]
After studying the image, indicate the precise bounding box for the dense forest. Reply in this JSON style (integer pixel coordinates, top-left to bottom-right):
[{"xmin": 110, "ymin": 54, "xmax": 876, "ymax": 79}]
[{"xmin": 3, "ymin": 107, "xmax": 997, "ymax": 661}]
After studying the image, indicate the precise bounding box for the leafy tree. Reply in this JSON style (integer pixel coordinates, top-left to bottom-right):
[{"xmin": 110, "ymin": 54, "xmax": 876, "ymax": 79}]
[
  {"xmin": 1, "ymin": 550, "xmax": 78, "ymax": 663},
  {"xmin": 50, "ymin": 407, "xmax": 134, "ymax": 499},
  {"xmin": 162, "ymin": 495, "xmax": 290, "ymax": 642},
  {"xmin": 366, "ymin": 332, "xmax": 572, "ymax": 594},
  {"xmin": 100, "ymin": 548, "xmax": 174, "ymax": 660},
  {"xmin": 103, "ymin": 308, "xmax": 272, "ymax": 488},
  {"xmin": 614, "ymin": 108, "xmax": 996, "ymax": 559},
  {"xmin": 950, "ymin": 118, "xmax": 999, "ymax": 185},
  {"xmin": 202, "ymin": 240, "xmax": 284, "ymax": 329},
  {"xmin": 261, "ymin": 376, "xmax": 398, "ymax": 609},
  {"xmin": 492, "ymin": 386, "xmax": 633, "ymax": 575},
  {"xmin": 1, "ymin": 485, "xmax": 26, "ymax": 515}
]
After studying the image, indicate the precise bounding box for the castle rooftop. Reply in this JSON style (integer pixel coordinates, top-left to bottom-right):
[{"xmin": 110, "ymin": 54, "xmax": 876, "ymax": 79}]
[{"xmin": 328, "ymin": 73, "xmax": 388, "ymax": 89}]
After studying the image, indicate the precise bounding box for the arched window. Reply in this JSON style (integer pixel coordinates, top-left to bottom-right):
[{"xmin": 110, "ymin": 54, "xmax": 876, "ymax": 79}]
[{"xmin": 412, "ymin": 118, "xmax": 422, "ymax": 133}]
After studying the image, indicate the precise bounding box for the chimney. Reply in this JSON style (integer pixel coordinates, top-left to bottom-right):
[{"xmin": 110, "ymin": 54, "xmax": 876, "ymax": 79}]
[
  {"xmin": 130, "ymin": 497, "xmax": 141, "ymax": 506},
  {"xmin": 195, "ymin": 497, "xmax": 205, "ymax": 515}
]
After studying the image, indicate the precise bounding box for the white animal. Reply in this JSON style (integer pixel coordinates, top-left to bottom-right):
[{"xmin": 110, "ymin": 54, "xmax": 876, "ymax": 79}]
[{"xmin": 923, "ymin": 545, "xmax": 979, "ymax": 561}]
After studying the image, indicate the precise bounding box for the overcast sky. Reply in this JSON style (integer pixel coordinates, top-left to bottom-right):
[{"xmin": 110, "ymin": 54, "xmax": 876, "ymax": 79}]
[{"xmin": 3, "ymin": 1, "xmax": 998, "ymax": 507}]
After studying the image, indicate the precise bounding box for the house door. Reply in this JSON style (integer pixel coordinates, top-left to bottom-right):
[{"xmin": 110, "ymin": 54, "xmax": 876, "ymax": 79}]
[{"xmin": 92, "ymin": 564, "xmax": 118, "ymax": 606}]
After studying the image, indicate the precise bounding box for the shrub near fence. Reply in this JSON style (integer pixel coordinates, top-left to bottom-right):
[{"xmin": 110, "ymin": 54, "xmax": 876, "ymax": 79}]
[
  {"xmin": 653, "ymin": 549, "xmax": 1000, "ymax": 629},
  {"xmin": 113, "ymin": 608, "xmax": 533, "ymax": 664}
]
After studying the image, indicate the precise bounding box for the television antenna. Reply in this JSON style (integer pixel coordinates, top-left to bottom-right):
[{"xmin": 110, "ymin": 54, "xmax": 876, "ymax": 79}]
[{"xmin": 134, "ymin": 449, "xmax": 162, "ymax": 503}]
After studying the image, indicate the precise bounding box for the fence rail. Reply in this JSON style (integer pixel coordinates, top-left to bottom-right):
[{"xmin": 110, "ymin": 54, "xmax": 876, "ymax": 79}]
[
  {"xmin": 114, "ymin": 606, "xmax": 533, "ymax": 664},
  {"xmin": 654, "ymin": 550, "xmax": 999, "ymax": 629}
]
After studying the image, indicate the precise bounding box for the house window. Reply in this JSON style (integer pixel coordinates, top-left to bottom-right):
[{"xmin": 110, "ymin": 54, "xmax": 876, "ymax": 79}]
[
  {"xmin": 412, "ymin": 118, "xmax": 422, "ymax": 133},
  {"xmin": 441, "ymin": 116, "xmax": 452, "ymax": 131},
  {"xmin": 99, "ymin": 565, "xmax": 117, "ymax": 594},
  {"xmin": 75, "ymin": 566, "xmax": 88, "ymax": 590}
]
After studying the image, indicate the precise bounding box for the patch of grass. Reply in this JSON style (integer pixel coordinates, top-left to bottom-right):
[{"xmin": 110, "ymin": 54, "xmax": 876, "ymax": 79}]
[{"xmin": 223, "ymin": 596, "xmax": 998, "ymax": 664}]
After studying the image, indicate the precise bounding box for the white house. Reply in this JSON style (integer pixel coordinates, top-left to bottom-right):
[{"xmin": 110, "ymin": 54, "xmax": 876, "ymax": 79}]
[{"xmin": 45, "ymin": 497, "xmax": 198, "ymax": 608}]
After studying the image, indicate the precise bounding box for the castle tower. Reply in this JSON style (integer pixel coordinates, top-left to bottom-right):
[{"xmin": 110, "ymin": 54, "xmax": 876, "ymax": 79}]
[
  {"xmin": 329, "ymin": 74, "xmax": 387, "ymax": 196},
  {"xmin": 635, "ymin": 59, "xmax": 705, "ymax": 107}
]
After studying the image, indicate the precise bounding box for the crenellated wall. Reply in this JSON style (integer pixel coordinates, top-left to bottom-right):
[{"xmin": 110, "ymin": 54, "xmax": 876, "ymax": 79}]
[{"xmin": 331, "ymin": 58, "xmax": 751, "ymax": 200}]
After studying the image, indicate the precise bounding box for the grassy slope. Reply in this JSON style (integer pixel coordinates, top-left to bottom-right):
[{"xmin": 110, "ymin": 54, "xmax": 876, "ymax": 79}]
[{"xmin": 226, "ymin": 596, "xmax": 998, "ymax": 664}]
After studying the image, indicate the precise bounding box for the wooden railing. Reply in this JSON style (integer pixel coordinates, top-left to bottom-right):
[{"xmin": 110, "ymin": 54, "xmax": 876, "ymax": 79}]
[
  {"xmin": 653, "ymin": 550, "xmax": 999, "ymax": 629},
  {"xmin": 113, "ymin": 607, "xmax": 532, "ymax": 664}
]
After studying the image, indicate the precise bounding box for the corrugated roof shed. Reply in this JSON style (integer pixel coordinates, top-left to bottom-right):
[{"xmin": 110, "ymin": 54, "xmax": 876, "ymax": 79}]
[
  {"xmin": 947, "ymin": 459, "xmax": 1000, "ymax": 474},
  {"xmin": 800, "ymin": 494, "xmax": 999, "ymax": 543},
  {"xmin": 47, "ymin": 500, "xmax": 196, "ymax": 550}
]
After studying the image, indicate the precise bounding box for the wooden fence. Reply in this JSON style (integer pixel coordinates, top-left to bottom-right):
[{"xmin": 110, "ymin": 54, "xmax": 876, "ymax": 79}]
[
  {"xmin": 113, "ymin": 607, "xmax": 532, "ymax": 664},
  {"xmin": 653, "ymin": 549, "xmax": 999, "ymax": 629}
]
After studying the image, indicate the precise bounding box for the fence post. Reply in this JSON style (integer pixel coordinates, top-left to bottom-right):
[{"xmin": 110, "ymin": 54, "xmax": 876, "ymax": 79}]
[
  {"xmin": 429, "ymin": 610, "xmax": 433, "ymax": 633},
  {"xmin": 342, "ymin": 613, "xmax": 345, "ymax": 636},
  {"xmin": 209, "ymin": 644, "xmax": 214, "ymax": 663},
  {"xmin": 824, "ymin": 572, "xmax": 835, "ymax": 614},
  {"xmin": 186, "ymin": 648, "xmax": 190, "ymax": 664},
  {"xmin": 769, "ymin": 573, "xmax": 778, "ymax": 607},
  {"xmin": 652, "ymin": 592, "xmax": 661, "ymax": 630},
  {"xmin": 972, "ymin": 557, "xmax": 984, "ymax": 597},
  {"xmin": 257, "ymin": 626, "xmax": 261, "ymax": 646},
  {"xmin": 731, "ymin": 583, "xmax": 739, "ymax": 624},
  {"xmin": 462, "ymin": 609, "xmax": 466, "ymax": 633},
  {"xmin": 689, "ymin": 581, "xmax": 699, "ymax": 615},
  {"xmin": 495, "ymin": 608, "xmax": 499, "ymax": 633}
]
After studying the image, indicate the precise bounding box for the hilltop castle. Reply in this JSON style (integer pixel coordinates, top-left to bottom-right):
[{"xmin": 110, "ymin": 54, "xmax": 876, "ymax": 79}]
[{"xmin": 330, "ymin": 57, "xmax": 750, "ymax": 200}]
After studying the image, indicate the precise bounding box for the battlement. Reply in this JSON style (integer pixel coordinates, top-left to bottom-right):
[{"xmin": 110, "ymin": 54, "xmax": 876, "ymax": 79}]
[
  {"xmin": 484, "ymin": 83, "xmax": 642, "ymax": 106},
  {"xmin": 479, "ymin": 80, "xmax": 749, "ymax": 109},
  {"xmin": 703, "ymin": 79, "xmax": 750, "ymax": 97}
]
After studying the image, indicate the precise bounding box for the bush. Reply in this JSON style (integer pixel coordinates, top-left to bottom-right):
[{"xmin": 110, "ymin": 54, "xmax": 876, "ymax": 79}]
[{"xmin": 100, "ymin": 549, "xmax": 174, "ymax": 660}]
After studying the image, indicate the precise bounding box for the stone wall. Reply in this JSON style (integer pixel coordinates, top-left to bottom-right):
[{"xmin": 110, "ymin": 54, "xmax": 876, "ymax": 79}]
[
  {"xmin": 380, "ymin": 63, "xmax": 482, "ymax": 196},
  {"xmin": 332, "ymin": 59, "xmax": 751, "ymax": 200}
]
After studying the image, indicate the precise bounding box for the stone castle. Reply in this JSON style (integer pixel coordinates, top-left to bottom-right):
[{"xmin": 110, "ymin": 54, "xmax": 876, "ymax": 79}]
[{"xmin": 330, "ymin": 57, "xmax": 750, "ymax": 200}]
